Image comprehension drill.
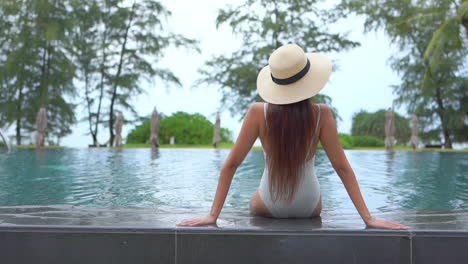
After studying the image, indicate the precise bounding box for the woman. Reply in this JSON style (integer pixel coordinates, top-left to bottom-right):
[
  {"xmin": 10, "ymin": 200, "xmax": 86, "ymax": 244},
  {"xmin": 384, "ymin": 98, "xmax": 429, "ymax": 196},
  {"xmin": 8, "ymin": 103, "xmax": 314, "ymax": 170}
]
[{"xmin": 179, "ymin": 44, "xmax": 409, "ymax": 229}]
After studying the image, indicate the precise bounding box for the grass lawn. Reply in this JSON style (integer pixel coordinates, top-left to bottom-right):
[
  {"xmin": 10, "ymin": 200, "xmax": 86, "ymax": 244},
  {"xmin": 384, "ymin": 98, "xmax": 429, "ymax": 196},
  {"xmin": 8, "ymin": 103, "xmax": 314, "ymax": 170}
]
[
  {"xmin": 122, "ymin": 143, "xmax": 264, "ymax": 150},
  {"xmin": 348, "ymin": 146, "xmax": 468, "ymax": 151},
  {"xmin": 6, "ymin": 144, "xmax": 465, "ymax": 152},
  {"xmin": 122, "ymin": 143, "xmax": 466, "ymax": 152},
  {"xmin": 13, "ymin": 145, "xmax": 64, "ymax": 149}
]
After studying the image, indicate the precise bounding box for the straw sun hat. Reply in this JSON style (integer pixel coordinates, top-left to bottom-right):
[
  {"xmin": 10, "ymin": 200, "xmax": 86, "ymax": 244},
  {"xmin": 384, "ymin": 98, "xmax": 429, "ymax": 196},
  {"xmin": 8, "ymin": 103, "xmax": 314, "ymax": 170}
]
[{"xmin": 257, "ymin": 44, "xmax": 332, "ymax": 105}]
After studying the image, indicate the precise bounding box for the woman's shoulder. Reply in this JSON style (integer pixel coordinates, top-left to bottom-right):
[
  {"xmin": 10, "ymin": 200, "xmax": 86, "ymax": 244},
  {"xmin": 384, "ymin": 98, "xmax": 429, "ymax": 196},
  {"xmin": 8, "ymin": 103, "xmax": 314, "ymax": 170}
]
[
  {"xmin": 243, "ymin": 102, "xmax": 265, "ymax": 121},
  {"xmin": 251, "ymin": 102, "xmax": 266, "ymax": 108},
  {"xmin": 312, "ymin": 103, "xmax": 334, "ymax": 124},
  {"xmin": 248, "ymin": 102, "xmax": 266, "ymax": 114},
  {"xmin": 312, "ymin": 103, "xmax": 331, "ymax": 113},
  {"xmin": 313, "ymin": 104, "xmax": 336, "ymax": 126}
]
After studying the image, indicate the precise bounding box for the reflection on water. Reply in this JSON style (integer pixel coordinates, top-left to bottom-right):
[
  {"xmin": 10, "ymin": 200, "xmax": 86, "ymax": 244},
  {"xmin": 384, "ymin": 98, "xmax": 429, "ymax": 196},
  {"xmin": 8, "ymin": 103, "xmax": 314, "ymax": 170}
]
[
  {"xmin": 0, "ymin": 149, "xmax": 466, "ymax": 212},
  {"xmin": 385, "ymin": 151, "xmax": 395, "ymax": 176},
  {"xmin": 150, "ymin": 148, "xmax": 160, "ymax": 161}
]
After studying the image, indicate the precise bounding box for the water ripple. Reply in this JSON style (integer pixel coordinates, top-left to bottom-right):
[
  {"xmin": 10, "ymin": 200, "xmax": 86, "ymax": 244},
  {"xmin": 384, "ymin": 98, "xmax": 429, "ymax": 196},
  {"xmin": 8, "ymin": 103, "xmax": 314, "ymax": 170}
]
[{"xmin": 0, "ymin": 149, "xmax": 466, "ymax": 212}]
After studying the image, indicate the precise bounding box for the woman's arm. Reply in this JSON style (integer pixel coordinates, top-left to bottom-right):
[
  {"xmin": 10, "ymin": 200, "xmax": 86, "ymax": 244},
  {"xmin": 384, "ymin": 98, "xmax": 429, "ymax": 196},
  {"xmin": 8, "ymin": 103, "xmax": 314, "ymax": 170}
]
[
  {"xmin": 319, "ymin": 105, "xmax": 409, "ymax": 230},
  {"xmin": 178, "ymin": 104, "xmax": 260, "ymax": 226}
]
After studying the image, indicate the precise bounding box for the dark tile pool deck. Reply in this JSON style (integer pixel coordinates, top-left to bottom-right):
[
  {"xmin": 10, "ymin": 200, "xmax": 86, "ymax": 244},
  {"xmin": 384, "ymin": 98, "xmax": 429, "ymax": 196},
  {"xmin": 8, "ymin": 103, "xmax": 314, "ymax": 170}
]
[{"xmin": 0, "ymin": 206, "xmax": 467, "ymax": 264}]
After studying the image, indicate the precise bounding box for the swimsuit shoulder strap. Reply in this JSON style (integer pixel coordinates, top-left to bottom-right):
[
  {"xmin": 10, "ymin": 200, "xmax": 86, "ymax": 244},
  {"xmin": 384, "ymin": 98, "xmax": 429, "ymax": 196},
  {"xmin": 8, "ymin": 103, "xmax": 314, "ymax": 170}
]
[{"xmin": 314, "ymin": 104, "xmax": 321, "ymax": 136}]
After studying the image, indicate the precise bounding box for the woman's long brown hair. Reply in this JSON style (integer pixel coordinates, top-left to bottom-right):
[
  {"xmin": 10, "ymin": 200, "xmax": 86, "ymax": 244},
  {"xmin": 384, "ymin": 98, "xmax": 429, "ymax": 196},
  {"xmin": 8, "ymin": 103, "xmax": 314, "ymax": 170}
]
[{"xmin": 265, "ymin": 99, "xmax": 316, "ymax": 204}]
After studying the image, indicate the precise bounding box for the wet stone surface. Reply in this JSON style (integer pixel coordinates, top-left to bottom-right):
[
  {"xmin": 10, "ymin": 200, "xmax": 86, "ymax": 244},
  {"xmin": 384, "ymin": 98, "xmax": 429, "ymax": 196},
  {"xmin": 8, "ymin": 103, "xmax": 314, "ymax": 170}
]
[
  {"xmin": 0, "ymin": 205, "xmax": 466, "ymax": 232},
  {"xmin": 1, "ymin": 206, "xmax": 467, "ymax": 264}
]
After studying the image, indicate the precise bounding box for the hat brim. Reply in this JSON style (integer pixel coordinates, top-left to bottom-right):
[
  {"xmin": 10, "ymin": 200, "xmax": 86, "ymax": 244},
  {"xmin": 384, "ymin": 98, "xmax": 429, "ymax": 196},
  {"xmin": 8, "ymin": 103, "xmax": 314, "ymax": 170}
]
[{"xmin": 257, "ymin": 53, "xmax": 332, "ymax": 105}]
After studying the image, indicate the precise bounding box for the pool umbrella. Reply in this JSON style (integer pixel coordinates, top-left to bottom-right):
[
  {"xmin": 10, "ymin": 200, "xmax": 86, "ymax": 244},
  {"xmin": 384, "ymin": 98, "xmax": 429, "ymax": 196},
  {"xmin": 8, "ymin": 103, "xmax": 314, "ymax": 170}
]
[
  {"xmin": 35, "ymin": 107, "xmax": 47, "ymax": 147},
  {"xmin": 384, "ymin": 108, "xmax": 395, "ymax": 151},
  {"xmin": 150, "ymin": 107, "xmax": 159, "ymax": 149},
  {"xmin": 0, "ymin": 128, "xmax": 10, "ymax": 152},
  {"xmin": 114, "ymin": 112, "xmax": 124, "ymax": 147},
  {"xmin": 410, "ymin": 114, "xmax": 419, "ymax": 150},
  {"xmin": 213, "ymin": 112, "xmax": 221, "ymax": 148}
]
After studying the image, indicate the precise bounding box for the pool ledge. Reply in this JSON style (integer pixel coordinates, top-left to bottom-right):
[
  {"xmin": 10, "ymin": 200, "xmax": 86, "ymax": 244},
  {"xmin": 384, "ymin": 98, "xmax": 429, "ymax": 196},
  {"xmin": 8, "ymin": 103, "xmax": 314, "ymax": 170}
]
[{"xmin": 0, "ymin": 206, "xmax": 467, "ymax": 264}]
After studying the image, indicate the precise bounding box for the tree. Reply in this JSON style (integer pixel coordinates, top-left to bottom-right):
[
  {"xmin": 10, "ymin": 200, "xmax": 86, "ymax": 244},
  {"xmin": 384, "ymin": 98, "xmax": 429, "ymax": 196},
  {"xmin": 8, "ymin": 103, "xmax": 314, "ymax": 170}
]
[
  {"xmin": 0, "ymin": 0, "xmax": 77, "ymax": 145},
  {"xmin": 197, "ymin": 0, "xmax": 360, "ymax": 118},
  {"xmin": 339, "ymin": 0, "xmax": 468, "ymax": 148},
  {"xmin": 351, "ymin": 109, "xmax": 411, "ymax": 144},
  {"xmin": 1, "ymin": 0, "xmax": 198, "ymax": 146},
  {"xmin": 69, "ymin": 0, "xmax": 102, "ymax": 146},
  {"xmin": 0, "ymin": 0, "xmax": 40, "ymax": 145},
  {"xmin": 127, "ymin": 112, "xmax": 233, "ymax": 145},
  {"xmin": 69, "ymin": 0, "xmax": 197, "ymax": 146},
  {"xmin": 103, "ymin": 0, "xmax": 198, "ymax": 146}
]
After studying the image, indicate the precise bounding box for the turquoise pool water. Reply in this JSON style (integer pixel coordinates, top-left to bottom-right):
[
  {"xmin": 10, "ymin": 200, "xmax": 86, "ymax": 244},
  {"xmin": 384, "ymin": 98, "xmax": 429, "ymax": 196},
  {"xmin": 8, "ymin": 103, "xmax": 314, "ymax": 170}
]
[{"xmin": 0, "ymin": 148, "xmax": 466, "ymax": 211}]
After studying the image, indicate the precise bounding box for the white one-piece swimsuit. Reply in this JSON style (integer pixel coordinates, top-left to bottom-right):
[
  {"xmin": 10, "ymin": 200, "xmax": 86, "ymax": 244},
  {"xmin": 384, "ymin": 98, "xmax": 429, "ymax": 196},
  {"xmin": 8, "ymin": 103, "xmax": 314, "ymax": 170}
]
[{"xmin": 258, "ymin": 103, "xmax": 321, "ymax": 218}]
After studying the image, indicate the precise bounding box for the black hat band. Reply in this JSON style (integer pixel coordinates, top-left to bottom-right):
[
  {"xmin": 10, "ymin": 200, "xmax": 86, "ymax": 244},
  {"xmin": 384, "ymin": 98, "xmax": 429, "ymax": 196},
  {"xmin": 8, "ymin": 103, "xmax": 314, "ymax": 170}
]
[{"xmin": 271, "ymin": 59, "xmax": 310, "ymax": 85}]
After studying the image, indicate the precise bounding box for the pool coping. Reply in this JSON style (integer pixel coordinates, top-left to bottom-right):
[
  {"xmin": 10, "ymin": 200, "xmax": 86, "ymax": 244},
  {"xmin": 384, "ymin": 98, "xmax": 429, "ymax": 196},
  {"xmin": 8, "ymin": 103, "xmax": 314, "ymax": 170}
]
[
  {"xmin": 2, "ymin": 224, "xmax": 468, "ymax": 235},
  {"xmin": 1, "ymin": 224, "xmax": 468, "ymax": 264},
  {"xmin": 1, "ymin": 207, "xmax": 467, "ymax": 263}
]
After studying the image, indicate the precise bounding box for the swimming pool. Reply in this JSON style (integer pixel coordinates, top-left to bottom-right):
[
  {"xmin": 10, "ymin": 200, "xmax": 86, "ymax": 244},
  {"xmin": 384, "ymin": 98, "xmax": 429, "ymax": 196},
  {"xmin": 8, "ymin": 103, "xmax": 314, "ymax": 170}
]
[
  {"xmin": 1, "ymin": 148, "xmax": 467, "ymax": 263},
  {"xmin": 0, "ymin": 148, "xmax": 466, "ymax": 211}
]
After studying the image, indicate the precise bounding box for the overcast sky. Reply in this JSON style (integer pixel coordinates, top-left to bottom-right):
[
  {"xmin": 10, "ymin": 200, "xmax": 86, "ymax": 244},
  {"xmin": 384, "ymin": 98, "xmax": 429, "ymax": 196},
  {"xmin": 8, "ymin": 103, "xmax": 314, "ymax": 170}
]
[{"xmin": 54, "ymin": 0, "xmax": 405, "ymax": 148}]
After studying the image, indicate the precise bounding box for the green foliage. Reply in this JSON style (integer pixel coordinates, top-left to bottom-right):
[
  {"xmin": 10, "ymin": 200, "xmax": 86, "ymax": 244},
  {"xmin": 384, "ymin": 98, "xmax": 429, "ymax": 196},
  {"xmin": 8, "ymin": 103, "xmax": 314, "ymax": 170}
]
[
  {"xmin": 350, "ymin": 136, "xmax": 385, "ymax": 147},
  {"xmin": 101, "ymin": 0, "xmax": 198, "ymax": 146},
  {"xmin": 338, "ymin": 133, "xmax": 384, "ymax": 148},
  {"xmin": 339, "ymin": 0, "xmax": 467, "ymax": 148},
  {"xmin": 67, "ymin": 0, "xmax": 198, "ymax": 146},
  {"xmin": 351, "ymin": 109, "xmax": 411, "ymax": 144},
  {"xmin": 0, "ymin": 0, "xmax": 197, "ymax": 146},
  {"xmin": 126, "ymin": 119, "xmax": 151, "ymax": 144},
  {"xmin": 197, "ymin": 0, "xmax": 359, "ymax": 119},
  {"xmin": 127, "ymin": 112, "xmax": 234, "ymax": 145},
  {"xmin": 0, "ymin": 0, "xmax": 77, "ymax": 145},
  {"xmin": 159, "ymin": 112, "xmax": 214, "ymax": 145}
]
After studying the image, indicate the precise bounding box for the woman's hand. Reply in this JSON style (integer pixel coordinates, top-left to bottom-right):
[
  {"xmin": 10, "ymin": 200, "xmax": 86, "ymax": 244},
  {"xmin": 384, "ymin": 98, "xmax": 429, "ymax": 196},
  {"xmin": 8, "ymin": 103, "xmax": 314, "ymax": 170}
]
[
  {"xmin": 365, "ymin": 218, "xmax": 410, "ymax": 230},
  {"xmin": 177, "ymin": 215, "xmax": 217, "ymax": 227}
]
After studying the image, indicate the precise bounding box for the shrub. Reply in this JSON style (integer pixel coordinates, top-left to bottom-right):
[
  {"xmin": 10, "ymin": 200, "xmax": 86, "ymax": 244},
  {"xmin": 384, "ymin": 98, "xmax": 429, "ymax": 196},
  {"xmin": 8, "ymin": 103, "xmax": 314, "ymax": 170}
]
[
  {"xmin": 126, "ymin": 111, "xmax": 233, "ymax": 145},
  {"xmin": 126, "ymin": 120, "xmax": 151, "ymax": 144},
  {"xmin": 337, "ymin": 134, "xmax": 384, "ymax": 148},
  {"xmin": 350, "ymin": 136, "xmax": 385, "ymax": 147},
  {"xmin": 351, "ymin": 109, "xmax": 411, "ymax": 144}
]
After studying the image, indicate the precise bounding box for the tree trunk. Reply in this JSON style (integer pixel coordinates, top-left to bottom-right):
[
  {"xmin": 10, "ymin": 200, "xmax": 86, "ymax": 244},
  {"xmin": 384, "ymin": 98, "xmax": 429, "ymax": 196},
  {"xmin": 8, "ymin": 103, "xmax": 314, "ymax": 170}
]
[
  {"xmin": 94, "ymin": 34, "xmax": 107, "ymax": 146},
  {"xmin": 272, "ymin": 1, "xmax": 282, "ymax": 49},
  {"xmin": 108, "ymin": 1, "xmax": 136, "ymax": 146},
  {"xmin": 16, "ymin": 117, "xmax": 21, "ymax": 146},
  {"xmin": 39, "ymin": 45, "xmax": 47, "ymax": 100},
  {"xmin": 442, "ymin": 126, "xmax": 453, "ymax": 148},
  {"xmin": 92, "ymin": 3, "xmax": 111, "ymax": 147},
  {"xmin": 84, "ymin": 65, "xmax": 99, "ymax": 146},
  {"xmin": 410, "ymin": 31, "xmax": 453, "ymax": 149},
  {"xmin": 92, "ymin": 134, "xmax": 98, "ymax": 146},
  {"xmin": 15, "ymin": 86, "xmax": 23, "ymax": 145},
  {"xmin": 84, "ymin": 69, "xmax": 96, "ymax": 145},
  {"xmin": 435, "ymin": 87, "xmax": 453, "ymax": 148},
  {"xmin": 109, "ymin": 98, "xmax": 115, "ymax": 147}
]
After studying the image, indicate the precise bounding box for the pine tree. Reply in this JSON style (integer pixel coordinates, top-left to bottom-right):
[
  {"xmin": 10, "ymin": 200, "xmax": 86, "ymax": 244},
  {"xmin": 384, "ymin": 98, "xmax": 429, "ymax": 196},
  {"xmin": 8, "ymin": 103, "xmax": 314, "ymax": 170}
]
[
  {"xmin": 340, "ymin": 0, "xmax": 468, "ymax": 148},
  {"xmin": 197, "ymin": 0, "xmax": 360, "ymax": 117},
  {"xmin": 0, "ymin": 0, "xmax": 76, "ymax": 145}
]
